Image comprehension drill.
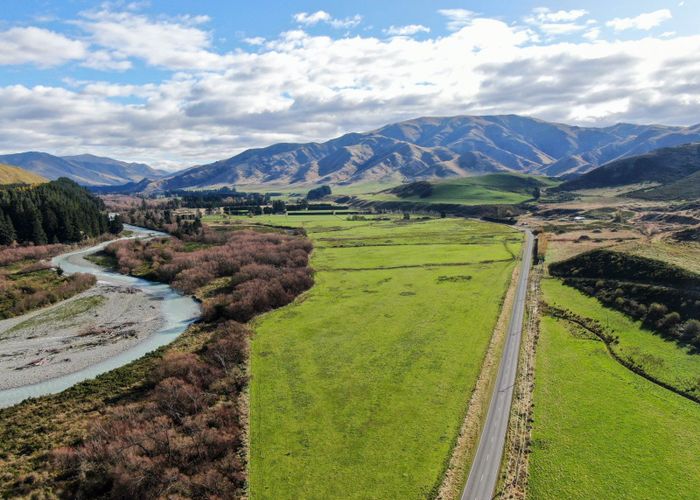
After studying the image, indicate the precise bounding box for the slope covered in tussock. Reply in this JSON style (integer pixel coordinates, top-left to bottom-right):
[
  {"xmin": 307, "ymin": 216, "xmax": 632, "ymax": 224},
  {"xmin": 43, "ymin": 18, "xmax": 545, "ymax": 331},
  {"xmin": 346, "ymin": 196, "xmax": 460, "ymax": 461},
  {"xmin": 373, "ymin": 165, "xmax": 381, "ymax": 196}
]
[{"xmin": 0, "ymin": 163, "xmax": 46, "ymax": 185}]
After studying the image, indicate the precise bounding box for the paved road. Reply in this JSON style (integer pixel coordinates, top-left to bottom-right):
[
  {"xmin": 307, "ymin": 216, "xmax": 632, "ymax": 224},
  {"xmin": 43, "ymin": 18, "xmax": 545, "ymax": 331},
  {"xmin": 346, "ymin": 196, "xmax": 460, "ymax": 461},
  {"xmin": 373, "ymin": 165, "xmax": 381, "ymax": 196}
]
[{"xmin": 461, "ymin": 229, "xmax": 534, "ymax": 500}]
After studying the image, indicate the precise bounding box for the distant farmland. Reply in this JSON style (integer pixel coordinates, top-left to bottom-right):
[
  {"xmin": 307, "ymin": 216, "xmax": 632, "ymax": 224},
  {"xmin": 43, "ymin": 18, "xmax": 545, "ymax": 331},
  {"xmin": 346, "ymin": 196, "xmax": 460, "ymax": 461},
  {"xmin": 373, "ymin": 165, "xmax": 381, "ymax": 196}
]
[
  {"xmin": 208, "ymin": 215, "xmax": 522, "ymax": 498},
  {"xmin": 359, "ymin": 174, "xmax": 555, "ymax": 206}
]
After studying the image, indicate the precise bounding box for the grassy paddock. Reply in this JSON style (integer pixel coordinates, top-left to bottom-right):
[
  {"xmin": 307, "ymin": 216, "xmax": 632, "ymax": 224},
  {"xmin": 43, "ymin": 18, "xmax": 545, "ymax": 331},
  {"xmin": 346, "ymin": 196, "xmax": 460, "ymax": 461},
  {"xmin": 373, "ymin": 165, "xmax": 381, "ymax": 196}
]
[
  {"xmin": 543, "ymin": 279, "xmax": 700, "ymax": 398},
  {"xmin": 528, "ymin": 279, "xmax": 700, "ymax": 499},
  {"xmin": 225, "ymin": 215, "xmax": 522, "ymax": 498}
]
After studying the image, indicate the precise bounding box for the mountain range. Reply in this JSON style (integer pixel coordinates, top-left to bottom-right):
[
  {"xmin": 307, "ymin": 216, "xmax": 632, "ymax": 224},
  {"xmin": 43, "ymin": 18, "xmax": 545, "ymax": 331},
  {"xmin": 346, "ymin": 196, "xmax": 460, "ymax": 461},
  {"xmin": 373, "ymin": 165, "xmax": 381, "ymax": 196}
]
[
  {"xmin": 4, "ymin": 115, "xmax": 700, "ymax": 191},
  {"xmin": 0, "ymin": 152, "xmax": 168, "ymax": 186},
  {"xmin": 145, "ymin": 115, "xmax": 700, "ymax": 191}
]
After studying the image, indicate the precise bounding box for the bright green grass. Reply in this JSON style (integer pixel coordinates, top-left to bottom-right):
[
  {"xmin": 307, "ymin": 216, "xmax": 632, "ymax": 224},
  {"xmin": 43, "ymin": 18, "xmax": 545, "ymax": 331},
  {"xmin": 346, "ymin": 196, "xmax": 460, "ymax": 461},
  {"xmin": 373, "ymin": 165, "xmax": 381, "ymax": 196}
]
[
  {"xmin": 245, "ymin": 215, "xmax": 521, "ymax": 498},
  {"xmin": 529, "ymin": 280, "xmax": 700, "ymax": 499},
  {"xmin": 543, "ymin": 279, "xmax": 700, "ymax": 398},
  {"xmin": 359, "ymin": 174, "xmax": 556, "ymax": 206}
]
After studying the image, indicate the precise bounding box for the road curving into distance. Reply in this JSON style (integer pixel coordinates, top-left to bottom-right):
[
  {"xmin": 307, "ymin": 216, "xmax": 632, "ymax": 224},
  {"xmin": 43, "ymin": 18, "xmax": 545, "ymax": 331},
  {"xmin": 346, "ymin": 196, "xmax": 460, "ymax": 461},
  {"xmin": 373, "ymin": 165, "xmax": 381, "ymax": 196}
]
[
  {"xmin": 0, "ymin": 225, "xmax": 200, "ymax": 409},
  {"xmin": 462, "ymin": 229, "xmax": 534, "ymax": 500}
]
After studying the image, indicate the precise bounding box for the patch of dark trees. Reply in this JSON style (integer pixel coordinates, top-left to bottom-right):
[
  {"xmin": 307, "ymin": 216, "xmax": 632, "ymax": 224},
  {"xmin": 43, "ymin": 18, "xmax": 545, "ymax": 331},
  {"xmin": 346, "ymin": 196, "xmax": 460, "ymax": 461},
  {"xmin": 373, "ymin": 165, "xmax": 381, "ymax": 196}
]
[
  {"xmin": 165, "ymin": 189, "xmax": 270, "ymax": 209},
  {"xmin": 390, "ymin": 181, "xmax": 433, "ymax": 199},
  {"xmin": 673, "ymin": 226, "xmax": 700, "ymax": 243},
  {"xmin": 53, "ymin": 228, "xmax": 314, "ymax": 497},
  {"xmin": 638, "ymin": 212, "xmax": 700, "ymax": 225},
  {"xmin": 550, "ymin": 249, "xmax": 700, "ymax": 351},
  {"xmin": 355, "ymin": 199, "xmax": 526, "ymax": 223},
  {"xmin": 306, "ymin": 184, "xmax": 332, "ymax": 200},
  {"xmin": 0, "ymin": 178, "xmax": 117, "ymax": 245}
]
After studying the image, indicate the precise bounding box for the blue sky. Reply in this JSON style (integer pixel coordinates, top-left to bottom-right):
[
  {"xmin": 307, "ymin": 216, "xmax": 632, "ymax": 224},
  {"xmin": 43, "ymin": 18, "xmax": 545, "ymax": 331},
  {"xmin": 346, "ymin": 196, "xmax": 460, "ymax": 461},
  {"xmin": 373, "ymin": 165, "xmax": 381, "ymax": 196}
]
[{"xmin": 0, "ymin": 1, "xmax": 697, "ymax": 168}]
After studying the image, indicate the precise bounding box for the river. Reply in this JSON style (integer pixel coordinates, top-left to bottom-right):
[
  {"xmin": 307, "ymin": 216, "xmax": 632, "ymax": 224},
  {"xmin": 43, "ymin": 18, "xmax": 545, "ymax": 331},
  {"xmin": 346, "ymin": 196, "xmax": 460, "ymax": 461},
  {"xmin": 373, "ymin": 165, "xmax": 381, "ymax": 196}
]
[{"xmin": 0, "ymin": 225, "xmax": 201, "ymax": 409}]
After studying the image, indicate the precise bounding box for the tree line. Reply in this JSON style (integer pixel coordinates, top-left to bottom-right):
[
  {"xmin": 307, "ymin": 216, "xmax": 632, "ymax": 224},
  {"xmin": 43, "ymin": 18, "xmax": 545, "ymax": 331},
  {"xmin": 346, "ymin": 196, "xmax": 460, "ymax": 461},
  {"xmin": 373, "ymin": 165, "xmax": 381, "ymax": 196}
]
[
  {"xmin": 0, "ymin": 178, "xmax": 120, "ymax": 245},
  {"xmin": 550, "ymin": 249, "xmax": 700, "ymax": 351}
]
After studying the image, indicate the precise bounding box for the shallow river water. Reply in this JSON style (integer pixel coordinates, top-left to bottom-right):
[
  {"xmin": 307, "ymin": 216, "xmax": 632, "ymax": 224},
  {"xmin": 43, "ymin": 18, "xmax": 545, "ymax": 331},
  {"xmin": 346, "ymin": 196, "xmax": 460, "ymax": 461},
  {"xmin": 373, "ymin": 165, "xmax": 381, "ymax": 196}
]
[{"xmin": 0, "ymin": 225, "xmax": 201, "ymax": 408}]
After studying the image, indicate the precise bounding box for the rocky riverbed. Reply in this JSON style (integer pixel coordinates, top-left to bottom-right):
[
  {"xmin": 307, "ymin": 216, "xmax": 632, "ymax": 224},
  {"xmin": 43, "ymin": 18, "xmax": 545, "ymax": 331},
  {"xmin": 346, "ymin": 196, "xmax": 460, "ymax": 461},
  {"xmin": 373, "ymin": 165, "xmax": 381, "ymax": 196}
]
[{"xmin": 0, "ymin": 283, "xmax": 164, "ymax": 390}]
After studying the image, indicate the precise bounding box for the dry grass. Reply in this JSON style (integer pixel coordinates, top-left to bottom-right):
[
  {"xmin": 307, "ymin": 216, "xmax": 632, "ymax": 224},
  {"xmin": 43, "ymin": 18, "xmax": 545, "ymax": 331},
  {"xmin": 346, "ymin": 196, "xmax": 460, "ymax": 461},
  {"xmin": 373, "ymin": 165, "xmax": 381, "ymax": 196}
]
[{"xmin": 545, "ymin": 228, "xmax": 642, "ymax": 264}]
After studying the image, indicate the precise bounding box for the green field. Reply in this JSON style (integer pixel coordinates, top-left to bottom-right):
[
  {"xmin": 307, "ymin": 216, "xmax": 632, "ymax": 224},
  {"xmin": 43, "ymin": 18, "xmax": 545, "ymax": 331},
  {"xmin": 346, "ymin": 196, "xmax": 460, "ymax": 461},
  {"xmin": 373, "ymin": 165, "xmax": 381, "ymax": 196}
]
[
  {"xmin": 529, "ymin": 278, "xmax": 700, "ymax": 498},
  {"xmin": 543, "ymin": 279, "xmax": 700, "ymax": 398},
  {"xmin": 359, "ymin": 174, "xmax": 556, "ymax": 206},
  {"xmin": 225, "ymin": 215, "xmax": 521, "ymax": 498}
]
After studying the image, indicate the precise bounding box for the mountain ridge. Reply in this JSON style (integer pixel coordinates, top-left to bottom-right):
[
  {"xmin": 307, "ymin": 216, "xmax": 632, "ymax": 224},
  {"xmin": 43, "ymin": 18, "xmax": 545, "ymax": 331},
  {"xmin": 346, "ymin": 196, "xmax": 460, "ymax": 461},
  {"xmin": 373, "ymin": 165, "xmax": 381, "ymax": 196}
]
[
  {"xmin": 559, "ymin": 142, "xmax": 700, "ymax": 200},
  {"xmin": 0, "ymin": 152, "xmax": 168, "ymax": 186},
  {"xmin": 150, "ymin": 115, "xmax": 700, "ymax": 191}
]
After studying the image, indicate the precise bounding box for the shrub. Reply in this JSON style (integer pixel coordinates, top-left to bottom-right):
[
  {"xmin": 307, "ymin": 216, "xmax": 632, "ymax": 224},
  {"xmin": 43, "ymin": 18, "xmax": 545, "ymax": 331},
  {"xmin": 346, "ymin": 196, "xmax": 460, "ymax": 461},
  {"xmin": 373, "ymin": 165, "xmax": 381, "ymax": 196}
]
[
  {"xmin": 646, "ymin": 302, "xmax": 668, "ymax": 323},
  {"xmin": 54, "ymin": 321, "xmax": 251, "ymax": 498},
  {"xmin": 681, "ymin": 319, "xmax": 700, "ymax": 342},
  {"xmin": 657, "ymin": 312, "xmax": 681, "ymax": 332},
  {"xmin": 52, "ymin": 228, "xmax": 314, "ymax": 498}
]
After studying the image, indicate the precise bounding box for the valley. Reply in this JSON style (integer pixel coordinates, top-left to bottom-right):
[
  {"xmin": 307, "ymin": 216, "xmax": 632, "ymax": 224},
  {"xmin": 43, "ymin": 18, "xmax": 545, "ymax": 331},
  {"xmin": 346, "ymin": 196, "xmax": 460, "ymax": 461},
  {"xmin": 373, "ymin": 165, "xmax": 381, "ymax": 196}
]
[
  {"xmin": 3, "ymin": 2, "xmax": 700, "ymax": 498},
  {"xmin": 0, "ymin": 115, "xmax": 699, "ymax": 500}
]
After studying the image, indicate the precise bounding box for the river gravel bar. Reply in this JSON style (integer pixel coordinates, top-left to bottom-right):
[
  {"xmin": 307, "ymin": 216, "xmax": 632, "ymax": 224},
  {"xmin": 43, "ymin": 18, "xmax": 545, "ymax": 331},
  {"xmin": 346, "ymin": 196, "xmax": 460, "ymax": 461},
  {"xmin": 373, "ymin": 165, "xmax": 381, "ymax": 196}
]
[{"xmin": 0, "ymin": 284, "xmax": 164, "ymax": 390}]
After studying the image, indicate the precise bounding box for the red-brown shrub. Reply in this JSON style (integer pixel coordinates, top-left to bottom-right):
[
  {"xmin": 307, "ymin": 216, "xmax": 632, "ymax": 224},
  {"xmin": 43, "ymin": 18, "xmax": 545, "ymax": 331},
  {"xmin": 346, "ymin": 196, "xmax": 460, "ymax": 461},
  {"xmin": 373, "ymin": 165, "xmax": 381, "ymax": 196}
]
[
  {"xmin": 0, "ymin": 243, "xmax": 67, "ymax": 266},
  {"xmin": 53, "ymin": 228, "xmax": 313, "ymax": 498}
]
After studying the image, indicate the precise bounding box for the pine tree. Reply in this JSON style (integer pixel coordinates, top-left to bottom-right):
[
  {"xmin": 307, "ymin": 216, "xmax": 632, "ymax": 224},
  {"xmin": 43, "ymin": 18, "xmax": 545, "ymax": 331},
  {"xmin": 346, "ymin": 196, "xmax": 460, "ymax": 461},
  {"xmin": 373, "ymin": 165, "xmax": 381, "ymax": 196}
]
[{"xmin": 0, "ymin": 209, "xmax": 16, "ymax": 245}]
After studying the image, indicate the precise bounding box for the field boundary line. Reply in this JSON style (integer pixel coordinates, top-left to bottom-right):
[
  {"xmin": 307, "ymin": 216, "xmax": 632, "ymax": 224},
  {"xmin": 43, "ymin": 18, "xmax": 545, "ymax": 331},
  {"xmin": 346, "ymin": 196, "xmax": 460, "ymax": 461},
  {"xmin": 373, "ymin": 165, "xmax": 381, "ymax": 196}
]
[{"xmin": 546, "ymin": 303, "xmax": 700, "ymax": 405}]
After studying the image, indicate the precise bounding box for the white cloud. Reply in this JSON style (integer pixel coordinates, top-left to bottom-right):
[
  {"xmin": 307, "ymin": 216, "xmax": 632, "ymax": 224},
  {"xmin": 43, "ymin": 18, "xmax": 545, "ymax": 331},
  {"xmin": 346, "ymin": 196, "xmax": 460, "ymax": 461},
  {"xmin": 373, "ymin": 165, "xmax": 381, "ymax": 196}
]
[
  {"xmin": 0, "ymin": 27, "xmax": 86, "ymax": 67},
  {"xmin": 538, "ymin": 22, "xmax": 587, "ymax": 36},
  {"xmin": 583, "ymin": 28, "xmax": 601, "ymax": 41},
  {"xmin": 329, "ymin": 15, "xmax": 362, "ymax": 29},
  {"xmin": 438, "ymin": 9, "xmax": 475, "ymax": 31},
  {"xmin": 293, "ymin": 10, "xmax": 362, "ymax": 29},
  {"xmin": 384, "ymin": 24, "xmax": 430, "ymax": 36},
  {"xmin": 1, "ymin": 7, "xmax": 700, "ymax": 168},
  {"xmin": 293, "ymin": 11, "xmax": 331, "ymax": 26},
  {"xmin": 531, "ymin": 8, "xmax": 588, "ymax": 23},
  {"xmin": 75, "ymin": 9, "xmax": 230, "ymax": 70},
  {"xmin": 244, "ymin": 36, "xmax": 266, "ymax": 46},
  {"xmin": 607, "ymin": 9, "xmax": 672, "ymax": 31},
  {"xmin": 525, "ymin": 7, "xmax": 591, "ymax": 37}
]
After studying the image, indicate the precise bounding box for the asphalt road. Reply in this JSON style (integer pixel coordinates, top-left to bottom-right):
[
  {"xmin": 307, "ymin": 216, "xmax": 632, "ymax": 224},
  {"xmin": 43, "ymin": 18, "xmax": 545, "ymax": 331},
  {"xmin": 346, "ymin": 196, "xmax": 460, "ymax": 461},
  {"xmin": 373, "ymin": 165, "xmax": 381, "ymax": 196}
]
[{"xmin": 461, "ymin": 229, "xmax": 534, "ymax": 500}]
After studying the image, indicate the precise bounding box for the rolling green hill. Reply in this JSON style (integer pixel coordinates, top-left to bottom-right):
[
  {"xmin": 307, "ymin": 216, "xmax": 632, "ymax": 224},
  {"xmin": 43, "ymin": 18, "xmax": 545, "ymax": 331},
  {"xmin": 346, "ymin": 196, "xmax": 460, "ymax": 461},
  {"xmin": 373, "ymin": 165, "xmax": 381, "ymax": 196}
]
[
  {"xmin": 0, "ymin": 163, "xmax": 47, "ymax": 185},
  {"xmin": 365, "ymin": 173, "xmax": 556, "ymax": 206}
]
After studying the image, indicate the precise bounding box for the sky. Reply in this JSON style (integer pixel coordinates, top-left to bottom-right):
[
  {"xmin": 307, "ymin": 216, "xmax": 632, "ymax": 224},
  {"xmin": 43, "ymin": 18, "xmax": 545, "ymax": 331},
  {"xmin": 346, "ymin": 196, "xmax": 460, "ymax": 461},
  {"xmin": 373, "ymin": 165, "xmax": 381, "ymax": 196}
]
[{"xmin": 0, "ymin": 1, "xmax": 698, "ymax": 170}]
